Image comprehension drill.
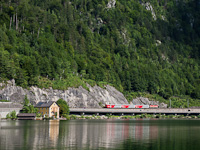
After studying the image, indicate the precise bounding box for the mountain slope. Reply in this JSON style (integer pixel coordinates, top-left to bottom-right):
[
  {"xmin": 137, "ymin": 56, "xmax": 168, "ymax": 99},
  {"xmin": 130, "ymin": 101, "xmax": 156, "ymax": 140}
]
[{"xmin": 0, "ymin": 0, "xmax": 200, "ymax": 106}]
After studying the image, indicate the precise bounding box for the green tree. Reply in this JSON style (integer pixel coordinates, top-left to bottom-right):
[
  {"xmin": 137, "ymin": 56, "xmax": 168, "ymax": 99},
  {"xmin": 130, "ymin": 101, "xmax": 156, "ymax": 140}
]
[
  {"xmin": 10, "ymin": 110, "xmax": 17, "ymax": 120},
  {"xmin": 22, "ymin": 96, "xmax": 38, "ymax": 113},
  {"xmin": 56, "ymin": 98, "xmax": 69, "ymax": 116}
]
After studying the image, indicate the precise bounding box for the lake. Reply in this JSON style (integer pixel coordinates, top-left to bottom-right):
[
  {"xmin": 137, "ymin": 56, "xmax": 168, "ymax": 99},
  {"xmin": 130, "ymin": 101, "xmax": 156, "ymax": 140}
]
[{"xmin": 0, "ymin": 119, "xmax": 200, "ymax": 150}]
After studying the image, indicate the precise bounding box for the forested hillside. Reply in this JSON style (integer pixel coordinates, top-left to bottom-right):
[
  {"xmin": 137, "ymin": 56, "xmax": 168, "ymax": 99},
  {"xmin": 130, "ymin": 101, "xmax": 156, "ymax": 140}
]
[{"xmin": 0, "ymin": 0, "xmax": 200, "ymax": 107}]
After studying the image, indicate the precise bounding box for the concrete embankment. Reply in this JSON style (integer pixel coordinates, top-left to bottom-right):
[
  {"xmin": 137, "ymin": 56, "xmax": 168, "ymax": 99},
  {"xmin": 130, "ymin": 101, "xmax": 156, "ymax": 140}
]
[
  {"xmin": 70, "ymin": 108, "xmax": 200, "ymax": 116},
  {"xmin": 0, "ymin": 102, "xmax": 23, "ymax": 118}
]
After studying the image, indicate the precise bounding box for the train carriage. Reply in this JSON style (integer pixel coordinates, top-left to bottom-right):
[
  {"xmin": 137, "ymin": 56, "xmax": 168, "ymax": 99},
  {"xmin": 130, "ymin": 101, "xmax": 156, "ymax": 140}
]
[{"xmin": 105, "ymin": 104, "xmax": 158, "ymax": 109}]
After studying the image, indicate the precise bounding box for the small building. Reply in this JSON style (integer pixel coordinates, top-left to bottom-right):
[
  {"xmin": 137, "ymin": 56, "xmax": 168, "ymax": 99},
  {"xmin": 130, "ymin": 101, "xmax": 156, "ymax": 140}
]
[
  {"xmin": 35, "ymin": 101, "xmax": 59, "ymax": 118},
  {"xmin": 17, "ymin": 113, "xmax": 36, "ymax": 120}
]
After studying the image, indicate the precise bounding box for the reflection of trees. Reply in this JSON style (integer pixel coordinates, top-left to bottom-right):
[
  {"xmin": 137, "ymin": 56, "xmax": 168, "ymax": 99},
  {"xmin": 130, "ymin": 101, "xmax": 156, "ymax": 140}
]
[
  {"xmin": 1, "ymin": 120, "xmax": 157, "ymax": 149},
  {"xmin": 5, "ymin": 120, "xmax": 200, "ymax": 149},
  {"xmin": 57, "ymin": 120, "xmax": 158, "ymax": 149},
  {"xmin": 22, "ymin": 120, "xmax": 31, "ymax": 148}
]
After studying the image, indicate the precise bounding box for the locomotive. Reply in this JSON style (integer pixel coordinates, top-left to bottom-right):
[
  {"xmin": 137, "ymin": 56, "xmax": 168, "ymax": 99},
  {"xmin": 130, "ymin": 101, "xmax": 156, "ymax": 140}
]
[{"xmin": 105, "ymin": 104, "xmax": 159, "ymax": 108}]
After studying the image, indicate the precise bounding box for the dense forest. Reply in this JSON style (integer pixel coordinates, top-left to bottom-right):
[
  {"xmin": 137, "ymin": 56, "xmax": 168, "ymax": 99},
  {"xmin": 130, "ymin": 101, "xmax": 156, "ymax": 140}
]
[{"xmin": 0, "ymin": 0, "xmax": 200, "ymax": 107}]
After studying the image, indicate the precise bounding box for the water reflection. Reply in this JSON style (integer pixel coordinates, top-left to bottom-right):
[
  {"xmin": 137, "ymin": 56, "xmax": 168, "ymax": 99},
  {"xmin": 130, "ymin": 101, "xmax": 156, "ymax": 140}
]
[
  {"xmin": 58, "ymin": 119, "xmax": 159, "ymax": 149},
  {"xmin": 49, "ymin": 120, "xmax": 59, "ymax": 146},
  {"xmin": 1, "ymin": 119, "xmax": 200, "ymax": 150}
]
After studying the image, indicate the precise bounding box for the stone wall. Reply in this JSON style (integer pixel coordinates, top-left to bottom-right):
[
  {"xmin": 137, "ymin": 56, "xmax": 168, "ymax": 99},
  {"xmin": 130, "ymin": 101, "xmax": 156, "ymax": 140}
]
[
  {"xmin": 0, "ymin": 108, "xmax": 22, "ymax": 118},
  {"xmin": 0, "ymin": 102, "xmax": 23, "ymax": 118}
]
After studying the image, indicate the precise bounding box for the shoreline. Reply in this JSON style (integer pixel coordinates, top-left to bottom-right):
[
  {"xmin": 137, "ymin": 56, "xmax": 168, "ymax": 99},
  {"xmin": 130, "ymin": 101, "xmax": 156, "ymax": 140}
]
[{"xmin": 1, "ymin": 114, "xmax": 200, "ymax": 121}]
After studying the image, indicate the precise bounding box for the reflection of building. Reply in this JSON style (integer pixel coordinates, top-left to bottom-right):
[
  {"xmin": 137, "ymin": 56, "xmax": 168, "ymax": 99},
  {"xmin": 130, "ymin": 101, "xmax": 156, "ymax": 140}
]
[
  {"xmin": 49, "ymin": 120, "xmax": 59, "ymax": 145},
  {"xmin": 35, "ymin": 101, "xmax": 59, "ymax": 118}
]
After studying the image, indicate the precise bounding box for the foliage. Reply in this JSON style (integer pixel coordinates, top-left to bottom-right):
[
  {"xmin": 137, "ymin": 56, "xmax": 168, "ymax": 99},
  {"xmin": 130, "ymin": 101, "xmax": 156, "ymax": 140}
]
[
  {"xmin": 105, "ymin": 114, "xmax": 111, "ymax": 118},
  {"xmin": 0, "ymin": 0, "xmax": 200, "ymax": 107},
  {"xmin": 99, "ymin": 102, "xmax": 104, "ymax": 108},
  {"xmin": 63, "ymin": 114, "xmax": 71, "ymax": 120},
  {"xmin": 56, "ymin": 99, "xmax": 70, "ymax": 116},
  {"xmin": 70, "ymin": 115, "xmax": 77, "ymax": 119},
  {"xmin": 36, "ymin": 113, "xmax": 42, "ymax": 118},
  {"xmin": 22, "ymin": 96, "xmax": 38, "ymax": 113},
  {"xmin": 10, "ymin": 110, "xmax": 17, "ymax": 119},
  {"xmin": 6, "ymin": 110, "xmax": 17, "ymax": 120},
  {"xmin": 0, "ymin": 100, "xmax": 9, "ymax": 102},
  {"xmin": 85, "ymin": 116, "xmax": 92, "ymax": 119},
  {"xmin": 6, "ymin": 113, "xmax": 11, "ymax": 119},
  {"xmin": 55, "ymin": 112, "xmax": 58, "ymax": 118},
  {"xmin": 24, "ymin": 95, "xmax": 30, "ymax": 106}
]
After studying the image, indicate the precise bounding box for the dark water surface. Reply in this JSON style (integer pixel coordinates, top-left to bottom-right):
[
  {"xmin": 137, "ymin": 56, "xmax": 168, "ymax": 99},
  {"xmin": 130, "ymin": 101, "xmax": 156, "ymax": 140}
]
[{"xmin": 0, "ymin": 119, "xmax": 200, "ymax": 150}]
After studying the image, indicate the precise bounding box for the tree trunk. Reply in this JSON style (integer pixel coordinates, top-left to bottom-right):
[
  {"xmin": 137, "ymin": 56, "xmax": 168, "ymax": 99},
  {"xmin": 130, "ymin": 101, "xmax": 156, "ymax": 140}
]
[
  {"xmin": 16, "ymin": 13, "xmax": 18, "ymax": 30},
  {"xmin": 10, "ymin": 16, "xmax": 12, "ymax": 30}
]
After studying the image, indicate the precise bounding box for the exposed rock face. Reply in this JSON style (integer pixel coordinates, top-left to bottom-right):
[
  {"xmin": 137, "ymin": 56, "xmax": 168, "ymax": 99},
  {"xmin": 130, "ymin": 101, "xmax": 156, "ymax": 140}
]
[
  {"xmin": 107, "ymin": 0, "xmax": 116, "ymax": 9},
  {"xmin": 0, "ymin": 80, "xmax": 167, "ymax": 108},
  {"xmin": 132, "ymin": 97, "xmax": 167, "ymax": 108},
  {"xmin": 0, "ymin": 80, "xmax": 128, "ymax": 108},
  {"xmin": 142, "ymin": 2, "xmax": 157, "ymax": 20}
]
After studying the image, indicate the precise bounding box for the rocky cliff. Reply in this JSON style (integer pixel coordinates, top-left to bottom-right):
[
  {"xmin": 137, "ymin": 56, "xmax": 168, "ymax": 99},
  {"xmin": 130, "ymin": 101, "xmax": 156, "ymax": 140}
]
[
  {"xmin": 132, "ymin": 97, "xmax": 167, "ymax": 108},
  {"xmin": 0, "ymin": 80, "xmax": 167, "ymax": 108},
  {"xmin": 0, "ymin": 80, "xmax": 128, "ymax": 108}
]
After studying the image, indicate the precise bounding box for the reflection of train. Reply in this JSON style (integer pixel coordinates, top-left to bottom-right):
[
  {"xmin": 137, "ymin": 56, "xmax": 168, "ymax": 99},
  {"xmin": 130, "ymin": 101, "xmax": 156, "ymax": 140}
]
[{"xmin": 105, "ymin": 104, "xmax": 159, "ymax": 108}]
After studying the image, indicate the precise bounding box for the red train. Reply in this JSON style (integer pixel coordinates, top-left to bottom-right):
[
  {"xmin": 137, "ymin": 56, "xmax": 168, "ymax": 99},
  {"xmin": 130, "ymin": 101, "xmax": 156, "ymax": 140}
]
[{"xmin": 105, "ymin": 104, "xmax": 159, "ymax": 109}]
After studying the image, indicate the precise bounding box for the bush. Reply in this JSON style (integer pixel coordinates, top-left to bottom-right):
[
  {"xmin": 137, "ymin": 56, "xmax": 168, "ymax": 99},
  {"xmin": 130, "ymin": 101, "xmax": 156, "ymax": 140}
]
[
  {"xmin": 10, "ymin": 110, "xmax": 17, "ymax": 120},
  {"xmin": 6, "ymin": 113, "xmax": 11, "ymax": 119},
  {"xmin": 99, "ymin": 102, "xmax": 104, "ymax": 108},
  {"xmin": 36, "ymin": 113, "xmax": 42, "ymax": 117},
  {"xmin": 85, "ymin": 116, "xmax": 91, "ymax": 119},
  {"xmin": 81, "ymin": 115, "xmax": 85, "ymax": 119},
  {"xmin": 0, "ymin": 100, "xmax": 10, "ymax": 102},
  {"xmin": 106, "ymin": 114, "xmax": 111, "ymax": 118},
  {"xmin": 168, "ymin": 115, "xmax": 175, "ymax": 118},
  {"xmin": 63, "ymin": 114, "xmax": 70, "ymax": 120},
  {"xmin": 70, "ymin": 115, "xmax": 77, "ymax": 119}
]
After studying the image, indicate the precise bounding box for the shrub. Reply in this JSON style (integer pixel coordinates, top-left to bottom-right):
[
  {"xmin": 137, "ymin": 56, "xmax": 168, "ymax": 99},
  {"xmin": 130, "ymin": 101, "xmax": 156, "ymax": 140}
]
[
  {"xmin": 106, "ymin": 114, "xmax": 111, "ymax": 118},
  {"xmin": 99, "ymin": 102, "xmax": 104, "ymax": 108},
  {"xmin": 0, "ymin": 100, "xmax": 9, "ymax": 102},
  {"xmin": 85, "ymin": 116, "xmax": 91, "ymax": 119},
  {"xmin": 168, "ymin": 115, "xmax": 175, "ymax": 118},
  {"xmin": 6, "ymin": 113, "xmax": 11, "ymax": 119},
  {"xmin": 70, "ymin": 115, "xmax": 77, "ymax": 119},
  {"xmin": 36, "ymin": 113, "xmax": 42, "ymax": 117},
  {"xmin": 10, "ymin": 110, "xmax": 17, "ymax": 120},
  {"xmin": 63, "ymin": 114, "xmax": 70, "ymax": 120}
]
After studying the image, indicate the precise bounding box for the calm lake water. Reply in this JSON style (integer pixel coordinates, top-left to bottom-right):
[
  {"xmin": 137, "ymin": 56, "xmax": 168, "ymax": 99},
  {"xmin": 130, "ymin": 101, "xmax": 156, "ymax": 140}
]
[{"xmin": 0, "ymin": 119, "xmax": 200, "ymax": 150}]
